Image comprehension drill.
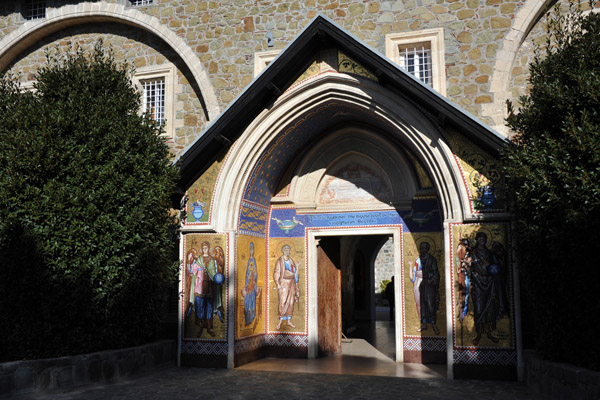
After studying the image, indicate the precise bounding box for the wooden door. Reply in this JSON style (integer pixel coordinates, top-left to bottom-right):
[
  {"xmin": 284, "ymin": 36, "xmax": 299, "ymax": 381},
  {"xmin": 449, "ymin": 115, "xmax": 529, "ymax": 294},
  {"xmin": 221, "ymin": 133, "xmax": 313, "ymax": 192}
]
[{"xmin": 317, "ymin": 245, "xmax": 341, "ymax": 356}]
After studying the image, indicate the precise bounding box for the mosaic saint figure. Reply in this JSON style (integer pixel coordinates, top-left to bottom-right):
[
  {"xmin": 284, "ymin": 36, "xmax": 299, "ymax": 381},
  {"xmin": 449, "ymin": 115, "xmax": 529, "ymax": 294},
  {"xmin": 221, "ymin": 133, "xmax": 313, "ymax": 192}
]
[
  {"xmin": 242, "ymin": 242, "xmax": 258, "ymax": 326},
  {"xmin": 456, "ymin": 238, "xmax": 471, "ymax": 322},
  {"xmin": 189, "ymin": 241, "xmax": 218, "ymax": 337},
  {"xmin": 415, "ymin": 242, "xmax": 440, "ymax": 335},
  {"xmin": 468, "ymin": 232, "xmax": 508, "ymax": 345},
  {"xmin": 409, "ymin": 255, "xmax": 423, "ymax": 320},
  {"xmin": 212, "ymin": 246, "xmax": 226, "ymax": 323},
  {"xmin": 184, "ymin": 247, "xmax": 198, "ymax": 321},
  {"xmin": 273, "ymin": 244, "xmax": 299, "ymax": 330}
]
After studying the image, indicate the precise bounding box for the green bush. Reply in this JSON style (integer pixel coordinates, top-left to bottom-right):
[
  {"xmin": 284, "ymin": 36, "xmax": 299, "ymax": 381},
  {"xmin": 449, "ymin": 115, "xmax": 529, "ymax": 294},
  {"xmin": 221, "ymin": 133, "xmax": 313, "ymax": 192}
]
[
  {"xmin": 503, "ymin": 3, "xmax": 600, "ymax": 370},
  {"xmin": 0, "ymin": 42, "xmax": 179, "ymax": 361}
]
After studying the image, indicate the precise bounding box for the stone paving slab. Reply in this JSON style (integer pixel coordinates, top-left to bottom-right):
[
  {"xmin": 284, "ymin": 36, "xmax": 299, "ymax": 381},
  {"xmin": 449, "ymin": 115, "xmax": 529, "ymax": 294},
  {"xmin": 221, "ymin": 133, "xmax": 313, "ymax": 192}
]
[{"xmin": 8, "ymin": 367, "xmax": 547, "ymax": 400}]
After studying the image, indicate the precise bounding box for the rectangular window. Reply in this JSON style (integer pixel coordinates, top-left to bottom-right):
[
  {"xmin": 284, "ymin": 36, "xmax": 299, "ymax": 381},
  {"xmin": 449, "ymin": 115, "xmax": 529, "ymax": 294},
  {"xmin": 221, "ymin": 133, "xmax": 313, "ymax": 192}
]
[
  {"xmin": 254, "ymin": 50, "xmax": 280, "ymax": 76},
  {"xmin": 131, "ymin": 0, "xmax": 154, "ymax": 5},
  {"xmin": 25, "ymin": 0, "xmax": 46, "ymax": 20},
  {"xmin": 141, "ymin": 78, "xmax": 165, "ymax": 125},
  {"xmin": 134, "ymin": 64, "xmax": 175, "ymax": 138},
  {"xmin": 398, "ymin": 43, "xmax": 432, "ymax": 86},
  {"xmin": 385, "ymin": 28, "xmax": 446, "ymax": 96}
]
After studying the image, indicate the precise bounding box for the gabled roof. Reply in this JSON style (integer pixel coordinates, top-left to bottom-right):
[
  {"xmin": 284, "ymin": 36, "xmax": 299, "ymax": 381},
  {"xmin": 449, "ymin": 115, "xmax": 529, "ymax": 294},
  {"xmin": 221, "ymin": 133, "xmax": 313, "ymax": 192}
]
[{"xmin": 174, "ymin": 15, "xmax": 508, "ymax": 193}]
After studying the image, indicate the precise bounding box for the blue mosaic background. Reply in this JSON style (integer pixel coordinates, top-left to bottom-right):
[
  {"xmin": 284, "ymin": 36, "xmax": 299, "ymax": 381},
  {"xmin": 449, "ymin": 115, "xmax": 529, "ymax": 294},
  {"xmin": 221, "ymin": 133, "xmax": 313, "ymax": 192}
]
[{"xmin": 269, "ymin": 197, "xmax": 442, "ymax": 238}]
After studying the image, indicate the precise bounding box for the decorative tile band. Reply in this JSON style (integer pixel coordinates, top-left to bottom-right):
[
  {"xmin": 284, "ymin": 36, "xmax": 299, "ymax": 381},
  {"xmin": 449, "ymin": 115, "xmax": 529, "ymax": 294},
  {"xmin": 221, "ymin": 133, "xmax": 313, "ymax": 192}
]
[
  {"xmin": 264, "ymin": 334, "xmax": 308, "ymax": 347},
  {"xmin": 453, "ymin": 349, "xmax": 517, "ymax": 365},
  {"xmin": 404, "ymin": 337, "xmax": 446, "ymax": 352},
  {"xmin": 181, "ymin": 340, "xmax": 227, "ymax": 355},
  {"xmin": 235, "ymin": 336, "xmax": 265, "ymax": 354}
]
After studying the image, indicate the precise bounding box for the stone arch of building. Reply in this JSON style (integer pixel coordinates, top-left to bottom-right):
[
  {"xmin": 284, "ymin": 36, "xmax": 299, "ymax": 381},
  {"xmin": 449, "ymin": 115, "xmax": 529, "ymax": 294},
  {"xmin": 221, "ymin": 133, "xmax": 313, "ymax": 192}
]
[
  {"xmin": 484, "ymin": 0, "xmax": 554, "ymax": 134},
  {"xmin": 0, "ymin": 1, "xmax": 220, "ymax": 120},
  {"xmin": 211, "ymin": 72, "xmax": 470, "ymax": 232}
]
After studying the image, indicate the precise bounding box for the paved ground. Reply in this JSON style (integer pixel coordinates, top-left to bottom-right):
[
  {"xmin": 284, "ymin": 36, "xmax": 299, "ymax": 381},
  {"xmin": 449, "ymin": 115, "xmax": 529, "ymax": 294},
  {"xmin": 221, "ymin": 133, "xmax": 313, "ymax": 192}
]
[{"xmin": 9, "ymin": 367, "xmax": 546, "ymax": 400}]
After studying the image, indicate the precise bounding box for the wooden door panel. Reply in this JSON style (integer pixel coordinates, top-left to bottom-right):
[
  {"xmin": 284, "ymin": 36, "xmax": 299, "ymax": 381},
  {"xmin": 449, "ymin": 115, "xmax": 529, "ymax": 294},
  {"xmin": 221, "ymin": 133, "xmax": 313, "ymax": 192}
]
[{"xmin": 317, "ymin": 245, "xmax": 341, "ymax": 356}]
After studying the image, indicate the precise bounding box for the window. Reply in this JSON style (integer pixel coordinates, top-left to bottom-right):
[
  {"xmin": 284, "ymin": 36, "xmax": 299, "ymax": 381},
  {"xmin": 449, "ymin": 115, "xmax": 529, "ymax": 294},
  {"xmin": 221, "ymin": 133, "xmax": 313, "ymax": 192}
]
[
  {"xmin": 386, "ymin": 28, "xmax": 446, "ymax": 96},
  {"xmin": 254, "ymin": 50, "xmax": 280, "ymax": 76},
  {"xmin": 130, "ymin": 0, "xmax": 154, "ymax": 5},
  {"xmin": 25, "ymin": 0, "xmax": 46, "ymax": 20},
  {"xmin": 141, "ymin": 78, "xmax": 165, "ymax": 125},
  {"xmin": 134, "ymin": 64, "xmax": 176, "ymax": 138},
  {"xmin": 398, "ymin": 42, "xmax": 431, "ymax": 86}
]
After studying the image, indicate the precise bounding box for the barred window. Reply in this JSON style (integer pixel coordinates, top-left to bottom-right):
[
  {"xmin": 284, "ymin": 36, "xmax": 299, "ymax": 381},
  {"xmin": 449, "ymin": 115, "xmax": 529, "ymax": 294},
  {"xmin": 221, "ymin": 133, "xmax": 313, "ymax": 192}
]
[
  {"xmin": 25, "ymin": 0, "xmax": 46, "ymax": 20},
  {"xmin": 131, "ymin": 0, "xmax": 154, "ymax": 5},
  {"xmin": 141, "ymin": 78, "xmax": 165, "ymax": 125},
  {"xmin": 385, "ymin": 28, "xmax": 446, "ymax": 96},
  {"xmin": 398, "ymin": 43, "xmax": 432, "ymax": 86}
]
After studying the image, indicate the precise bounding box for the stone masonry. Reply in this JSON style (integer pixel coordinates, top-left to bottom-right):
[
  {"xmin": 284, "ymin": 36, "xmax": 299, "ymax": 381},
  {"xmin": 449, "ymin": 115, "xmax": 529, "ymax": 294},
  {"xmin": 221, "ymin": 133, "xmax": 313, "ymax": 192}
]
[{"xmin": 2, "ymin": 0, "xmax": 597, "ymax": 157}]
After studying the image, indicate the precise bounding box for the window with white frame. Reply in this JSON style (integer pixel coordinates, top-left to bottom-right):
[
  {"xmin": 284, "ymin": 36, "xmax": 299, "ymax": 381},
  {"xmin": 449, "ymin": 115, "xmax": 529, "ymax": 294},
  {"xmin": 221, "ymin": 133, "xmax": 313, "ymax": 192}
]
[
  {"xmin": 130, "ymin": 0, "xmax": 154, "ymax": 6},
  {"xmin": 141, "ymin": 78, "xmax": 165, "ymax": 125},
  {"xmin": 25, "ymin": 0, "xmax": 46, "ymax": 20},
  {"xmin": 254, "ymin": 50, "xmax": 280, "ymax": 76},
  {"xmin": 398, "ymin": 42, "xmax": 432, "ymax": 86},
  {"xmin": 385, "ymin": 28, "xmax": 446, "ymax": 96},
  {"xmin": 134, "ymin": 64, "xmax": 176, "ymax": 138}
]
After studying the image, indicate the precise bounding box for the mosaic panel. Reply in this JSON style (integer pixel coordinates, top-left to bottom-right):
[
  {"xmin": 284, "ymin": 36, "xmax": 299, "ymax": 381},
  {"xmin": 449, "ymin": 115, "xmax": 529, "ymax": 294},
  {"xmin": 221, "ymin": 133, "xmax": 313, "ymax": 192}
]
[
  {"xmin": 445, "ymin": 129, "xmax": 505, "ymax": 213},
  {"xmin": 182, "ymin": 234, "xmax": 228, "ymax": 340},
  {"xmin": 267, "ymin": 236, "xmax": 306, "ymax": 334},
  {"xmin": 406, "ymin": 151, "xmax": 433, "ymax": 189},
  {"xmin": 450, "ymin": 223, "xmax": 514, "ymax": 350},
  {"xmin": 236, "ymin": 235, "xmax": 267, "ymax": 339},
  {"xmin": 290, "ymin": 58, "xmax": 321, "ymax": 87},
  {"xmin": 338, "ymin": 51, "xmax": 378, "ymax": 81},
  {"xmin": 185, "ymin": 152, "xmax": 226, "ymax": 224},
  {"xmin": 270, "ymin": 199, "xmax": 441, "ymax": 239},
  {"xmin": 403, "ymin": 231, "xmax": 446, "ymax": 338},
  {"xmin": 239, "ymin": 201, "xmax": 269, "ymax": 237}
]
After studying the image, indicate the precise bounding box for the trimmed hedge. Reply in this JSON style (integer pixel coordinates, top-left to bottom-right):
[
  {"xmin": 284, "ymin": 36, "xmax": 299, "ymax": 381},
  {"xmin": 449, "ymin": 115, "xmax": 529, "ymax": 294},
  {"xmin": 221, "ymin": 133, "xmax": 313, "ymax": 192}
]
[
  {"xmin": 0, "ymin": 42, "xmax": 179, "ymax": 361},
  {"xmin": 503, "ymin": 3, "xmax": 600, "ymax": 370}
]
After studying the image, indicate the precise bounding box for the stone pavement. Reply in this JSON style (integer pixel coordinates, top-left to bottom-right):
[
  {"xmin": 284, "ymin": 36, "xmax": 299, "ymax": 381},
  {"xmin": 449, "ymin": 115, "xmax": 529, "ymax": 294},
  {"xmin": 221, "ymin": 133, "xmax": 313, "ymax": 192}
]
[{"xmin": 9, "ymin": 367, "xmax": 547, "ymax": 400}]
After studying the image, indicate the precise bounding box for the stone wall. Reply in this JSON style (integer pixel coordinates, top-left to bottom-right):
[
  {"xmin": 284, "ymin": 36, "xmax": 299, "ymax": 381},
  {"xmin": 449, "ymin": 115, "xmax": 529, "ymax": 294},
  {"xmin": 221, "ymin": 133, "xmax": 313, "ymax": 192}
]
[
  {"xmin": 374, "ymin": 237, "xmax": 394, "ymax": 306},
  {"xmin": 525, "ymin": 350, "xmax": 600, "ymax": 400},
  {"xmin": 0, "ymin": 0, "xmax": 555, "ymax": 155},
  {"xmin": 3, "ymin": 1, "xmax": 598, "ymax": 150},
  {"xmin": 5, "ymin": 23, "xmax": 207, "ymax": 154},
  {"xmin": 0, "ymin": 340, "xmax": 176, "ymax": 398}
]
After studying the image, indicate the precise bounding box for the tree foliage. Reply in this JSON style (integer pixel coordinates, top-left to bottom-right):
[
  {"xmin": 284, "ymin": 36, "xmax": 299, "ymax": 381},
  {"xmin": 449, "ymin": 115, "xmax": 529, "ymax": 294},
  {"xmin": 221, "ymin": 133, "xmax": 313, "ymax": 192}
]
[
  {"xmin": 503, "ymin": 2, "xmax": 600, "ymax": 370},
  {"xmin": 0, "ymin": 42, "xmax": 179, "ymax": 361}
]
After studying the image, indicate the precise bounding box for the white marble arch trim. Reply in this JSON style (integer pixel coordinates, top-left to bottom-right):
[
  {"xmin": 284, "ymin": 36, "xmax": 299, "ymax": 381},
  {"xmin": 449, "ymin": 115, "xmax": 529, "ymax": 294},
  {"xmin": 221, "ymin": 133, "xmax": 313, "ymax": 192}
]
[
  {"xmin": 0, "ymin": 1, "xmax": 220, "ymax": 121},
  {"xmin": 211, "ymin": 72, "xmax": 470, "ymax": 235},
  {"xmin": 483, "ymin": 0, "xmax": 554, "ymax": 135}
]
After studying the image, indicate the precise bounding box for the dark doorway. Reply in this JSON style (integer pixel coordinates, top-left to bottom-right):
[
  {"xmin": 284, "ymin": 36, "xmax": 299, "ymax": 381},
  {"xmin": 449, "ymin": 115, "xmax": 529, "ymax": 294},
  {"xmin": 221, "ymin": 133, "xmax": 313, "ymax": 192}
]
[{"xmin": 317, "ymin": 235, "xmax": 395, "ymax": 360}]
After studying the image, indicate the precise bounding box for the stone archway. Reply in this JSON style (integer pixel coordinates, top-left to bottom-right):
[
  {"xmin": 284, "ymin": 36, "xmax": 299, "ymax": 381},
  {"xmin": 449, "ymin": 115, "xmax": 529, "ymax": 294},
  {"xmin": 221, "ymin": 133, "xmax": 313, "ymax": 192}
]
[
  {"xmin": 212, "ymin": 72, "xmax": 470, "ymax": 232},
  {"xmin": 483, "ymin": 0, "xmax": 555, "ymax": 134},
  {"xmin": 0, "ymin": 1, "xmax": 220, "ymax": 120},
  {"xmin": 218, "ymin": 74, "xmax": 465, "ymax": 375}
]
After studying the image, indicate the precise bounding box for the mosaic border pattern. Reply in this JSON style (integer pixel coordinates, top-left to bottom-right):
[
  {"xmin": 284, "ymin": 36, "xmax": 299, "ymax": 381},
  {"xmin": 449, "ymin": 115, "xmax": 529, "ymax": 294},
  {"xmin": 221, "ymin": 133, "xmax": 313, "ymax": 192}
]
[
  {"xmin": 453, "ymin": 349, "xmax": 517, "ymax": 365},
  {"xmin": 404, "ymin": 337, "xmax": 446, "ymax": 352},
  {"xmin": 238, "ymin": 200, "xmax": 269, "ymax": 237},
  {"xmin": 181, "ymin": 340, "xmax": 228, "ymax": 355},
  {"xmin": 264, "ymin": 334, "xmax": 308, "ymax": 347},
  {"xmin": 235, "ymin": 336, "xmax": 265, "ymax": 354}
]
